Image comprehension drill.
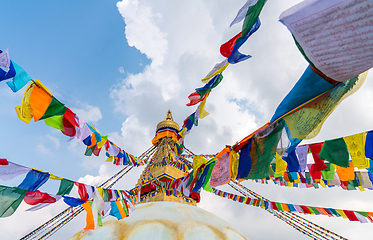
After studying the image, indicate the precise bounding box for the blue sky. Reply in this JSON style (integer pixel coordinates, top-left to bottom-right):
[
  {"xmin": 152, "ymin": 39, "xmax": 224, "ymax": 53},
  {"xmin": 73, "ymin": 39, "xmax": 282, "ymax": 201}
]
[{"xmin": 1, "ymin": 0, "xmax": 373, "ymax": 239}]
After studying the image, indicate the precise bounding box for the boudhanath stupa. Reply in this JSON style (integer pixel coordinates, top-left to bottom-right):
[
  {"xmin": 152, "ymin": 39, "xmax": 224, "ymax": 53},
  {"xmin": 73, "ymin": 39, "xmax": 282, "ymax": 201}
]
[{"xmin": 70, "ymin": 111, "xmax": 248, "ymax": 240}]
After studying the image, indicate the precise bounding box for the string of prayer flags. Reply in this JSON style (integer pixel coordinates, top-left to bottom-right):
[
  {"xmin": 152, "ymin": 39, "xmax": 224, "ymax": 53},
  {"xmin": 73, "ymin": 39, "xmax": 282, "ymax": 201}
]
[
  {"xmin": 180, "ymin": 0, "xmax": 268, "ymax": 142},
  {"xmin": 0, "ymin": 49, "xmax": 32, "ymax": 92},
  {"xmin": 13, "ymin": 80, "xmax": 143, "ymax": 167},
  {"xmin": 210, "ymin": 187, "xmax": 373, "ymax": 224}
]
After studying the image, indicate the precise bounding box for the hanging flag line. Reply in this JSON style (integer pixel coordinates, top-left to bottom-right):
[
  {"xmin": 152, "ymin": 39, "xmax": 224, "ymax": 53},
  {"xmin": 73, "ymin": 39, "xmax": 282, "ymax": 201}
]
[
  {"xmin": 229, "ymin": 181, "xmax": 347, "ymax": 240},
  {"xmin": 10, "ymin": 78, "xmax": 145, "ymax": 167},
  {"xmin": 210, "ymin": 186, "xmax": 373, "ymax": 224},
  {"xmin": 0, "ymin": 158, "xmax": 138, "ymax": 211},
  {"xmin": 245, "ymin": 128, "xmax": 373, "ymax": 191},
  {"xmin": 178, "ymin": 1, "xmax": 267, "ymax": 146},
  {"xmin": 21, "ymin": 165, "xmax": 136, "ymax": 240},
  {"xmin": 0, "ymin": 183, "xmax": 135, "ymax": 230}
]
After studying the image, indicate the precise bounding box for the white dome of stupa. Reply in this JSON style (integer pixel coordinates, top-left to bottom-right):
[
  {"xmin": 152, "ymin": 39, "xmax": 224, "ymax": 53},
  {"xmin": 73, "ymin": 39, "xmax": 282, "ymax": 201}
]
[{"xmin": 70, "ymin": 201, "xmax": 248, "ymax": 240}]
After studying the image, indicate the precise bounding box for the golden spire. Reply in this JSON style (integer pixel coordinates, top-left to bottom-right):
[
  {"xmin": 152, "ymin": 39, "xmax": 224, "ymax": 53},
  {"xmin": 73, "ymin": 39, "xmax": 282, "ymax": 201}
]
[{"xmin": 156, "ymin": 110, "xmax": 180, "ymax": 133}]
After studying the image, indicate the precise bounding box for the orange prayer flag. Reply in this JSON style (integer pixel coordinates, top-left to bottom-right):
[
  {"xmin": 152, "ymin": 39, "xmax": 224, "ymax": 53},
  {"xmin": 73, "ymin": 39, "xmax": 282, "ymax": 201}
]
[
  {"xmin": 115, "ymin": 201, "xmax": 126, "ymax": 218},
  {"xmin": 82, "ymin": 201, "xmax": 95, "ymax": 230},
  {"xmin": 336, "ymin": 162, "xmax": 355, "ymax": 181},
  {"xmin": 30, "ymin": 84, "xmax": 52, "ymax": 122}
]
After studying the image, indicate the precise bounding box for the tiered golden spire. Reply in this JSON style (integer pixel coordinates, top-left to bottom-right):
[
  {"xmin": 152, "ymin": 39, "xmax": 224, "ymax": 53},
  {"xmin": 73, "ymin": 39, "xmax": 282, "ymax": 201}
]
[{"xmin": 136, "ymin": 111, "xmax": 196, "ymax": 206}]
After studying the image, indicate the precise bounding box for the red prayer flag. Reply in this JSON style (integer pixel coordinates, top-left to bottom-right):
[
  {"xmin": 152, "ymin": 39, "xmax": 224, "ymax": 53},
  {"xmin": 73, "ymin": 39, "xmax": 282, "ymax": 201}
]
[
  {"xmin": 75, "ymin": 182, "xmax": 88, "ymax": 201},
  {"xmin": 309, "ymin": 164, "xmax": 322, "ymax": 180},
  {"xmin": 186, "ymin": 92, "xmax": 207, "ymax": 107},
  {"xmin": 0, "ymin": 158, "xmax": 9, "ymax": 165},
  {"xmin": 344, "ymin": 210, "xmax": 359, "ymax": 221},
  {"xmin": 62, "ymin": 108, "xmax": 78, "ymax": 137},
  {"xmin": 24, "ymin": 190, "xmax": 56, "ymax": 205},
  {"xmin": 300, "ymin": 205, "xmax": 312, "ymax": 214},
  {"xmin": 309, "ymin": 143, "xmax": 327, "ymax": 171},
  {"xmin": 220, "ymin": 32, "xmax": 242, "ymax": 58}
]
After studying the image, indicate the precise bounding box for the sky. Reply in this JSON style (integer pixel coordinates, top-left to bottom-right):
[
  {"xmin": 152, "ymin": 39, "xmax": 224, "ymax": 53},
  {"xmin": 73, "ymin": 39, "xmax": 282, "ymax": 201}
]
[{"xmin": 1, "ymin": 0, "xmax": 373, "ymax": 239}]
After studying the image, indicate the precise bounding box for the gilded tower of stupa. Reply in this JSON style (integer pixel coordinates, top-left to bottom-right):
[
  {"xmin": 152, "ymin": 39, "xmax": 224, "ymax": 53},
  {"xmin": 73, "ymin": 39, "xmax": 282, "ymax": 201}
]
[{"xmin": 136, "ymin": 110, "xmax": 197, "ymax": 206}]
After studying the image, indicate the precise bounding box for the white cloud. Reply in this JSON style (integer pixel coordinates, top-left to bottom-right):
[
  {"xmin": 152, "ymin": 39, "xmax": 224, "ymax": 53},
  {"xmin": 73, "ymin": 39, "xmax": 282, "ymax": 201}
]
[{"xmin": 118, "ymin": 66, "xmax": 125, "ymax": 74}]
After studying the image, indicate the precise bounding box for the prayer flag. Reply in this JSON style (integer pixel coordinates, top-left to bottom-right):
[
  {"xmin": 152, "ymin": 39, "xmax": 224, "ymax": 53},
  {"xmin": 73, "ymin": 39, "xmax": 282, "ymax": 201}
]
[
  {"xmin": 319, "ymin": 138, "xmax": 349, "ymax": 168},
  {"xmin": 0, "ymin": 161, "xmax": 31, "ymax": 181},
  {"xmin": 82, "ymin": 201, "xmax": 95, "ymax": 230},
  {"xmin": 29, "ymin": 82, "xmax": 53, "ymax": 122},
  {"xmin": 24, "ymin": 190, "xmax": 56, "ymax": 205},
  {"xmin": 40, "ymin": 97, "xmax": 66, "ymax": 120},
  {"xmin": 336, "ymin": 162, "xmax": 355, "ymax": 182},
  {"xmin": 63, "ymin": 196, "xmax": 86, "ymax": 207},
  {"xmin": 0, "ymin": 185, "xmax": 27, "ymax": 218},
  {"xmin": 57, "ymin": 179, "xmax": 75, "ymax": 195},
  {"xmin": 6, "ymin": 62, "xmax": 32, "ymax": 92},
  {"xmin": 18, "ymin": 169, "xmax": 50, "ymax": 191},
  {"xmin": 280, "ymin": 0, "xmax": 373, "ymax": 82},
  {"xmin": 344, "ymin": 133, "xmax": 370, "ymax": 169}
]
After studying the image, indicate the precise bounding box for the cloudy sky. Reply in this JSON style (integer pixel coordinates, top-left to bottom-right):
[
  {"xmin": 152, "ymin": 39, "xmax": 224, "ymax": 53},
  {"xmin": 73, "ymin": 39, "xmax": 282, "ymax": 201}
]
[{"xmin": 1, "ymin": 0, "xmax": 373, "ymax": 239}]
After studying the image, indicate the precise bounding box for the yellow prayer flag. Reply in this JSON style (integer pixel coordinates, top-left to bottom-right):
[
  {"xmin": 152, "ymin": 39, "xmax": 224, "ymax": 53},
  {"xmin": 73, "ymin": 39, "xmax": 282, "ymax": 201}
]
[
  {"xmin": 275, "ymin": 153, "xmax": 287, "ymax": 174},
  {"xmin": 319, "ymin": 180, "xmax": 327, "ymax": 188},
  {"xmin": 97, "ymin": 135, "xmax": 108, "ymax": 149},
  {"xmin": 343, "ymin": 133, "xmax": 369, "ymax": 169},
  {"xmin": 230, "ymin": 150, "xmax": 239, "ymax": 181},
  {"xmin": 336, "ymin": 209, "xmax": 348, "ymax": 219},
  {"xmin": 97, "ymin": 188, "xmax": 105, "ymax": 199},
  {"xmin": 193, "ymin": 155, "xmax": 208, "ymax": 179},
  {"xmin": 106, "ymin": 156, "xmax": 113, "ymax": 162},
  {"xmin": 199, "ymin": 93, "xmax": 210, "ymax": 119},
  {"xmin": 49, "ymin": 173, "xmax": 63, "ymax": 180},
  {"xmin": 201, "ymin": 61, "xmax": 229, "ymax": 83},
  {"xmin": 15, "ymin": 82, "xmax": 37, "ymax": 124}
]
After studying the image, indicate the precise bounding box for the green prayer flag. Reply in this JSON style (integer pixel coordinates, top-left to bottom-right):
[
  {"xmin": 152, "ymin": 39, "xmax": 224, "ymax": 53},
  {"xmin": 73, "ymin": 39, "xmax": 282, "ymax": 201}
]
[
  {"xmin": 57, "ymin": 178, "xmax": 74, "ymax": 195},
  {"xmin": 84, "ymin": 146, "xmax": 95, "ymax": 156},
  {"xmin": 275, "ymin": 202, "xmax": 283, "ymax": 211},
  {"xmin": 44, "ymin": 115, "xmax": 64, "ymax": 131},
  {"xmin": 103, "ymin": 189, "xmax": 110, "ymax": 202},
  {"xmin": 196, "ymin": 74, "xmax": 224, "ymax": 98},
  {"xmin": 319, "ymin": 138, "xmax": 349, "ymax": 168},
  {"xmin": 40, "ymin": 97, "xmax": 67, "ymax": 120},
  {"xmin": 355, "ymin": 211, "xmax": 369, "ymax": 217},
  {"xmin": 347, "ymin": 181, "xmax": 356, "ymax": 190},
  {"xmin": 313, "ymin": 182, "xmax": 319, "ymax": 189},
  {"xmin": 305, "ymin": 172, "xmax": 312, "ymax": 184},
  {"xmin": 321, "ymin": 163, "xmax": 335, "ymax": 180},
  {"xmin": 0, "ymin": 185, "xmax": 27, "ymax": 218},
  {"xmin": 186, "ymin": 171, "xmax": 194, "ymax": 188},
  {"xmin": 203, "ymin": 160, "xmax": 216, "ymax": 192},
  {"xmin": 121, "ymin": 199, "xmax": 129, "ymax": 216},
  {"xmin": 309, "ymin": 206, "xmax": 320, "ymax": 215},
  {"xmin": 97, "ymin": 213, "xmax": 102, "ymax": 227},
  {"xmin": 236, "ymin": 0, "xmax": 266, "ymax": 44},
  {"xmin": 328, "ymin": 208, "xmax": 341, "ymax": 217},
  {"xmin": 247, "ymin": 120, "xmax": 285, "ymax": 179}
]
